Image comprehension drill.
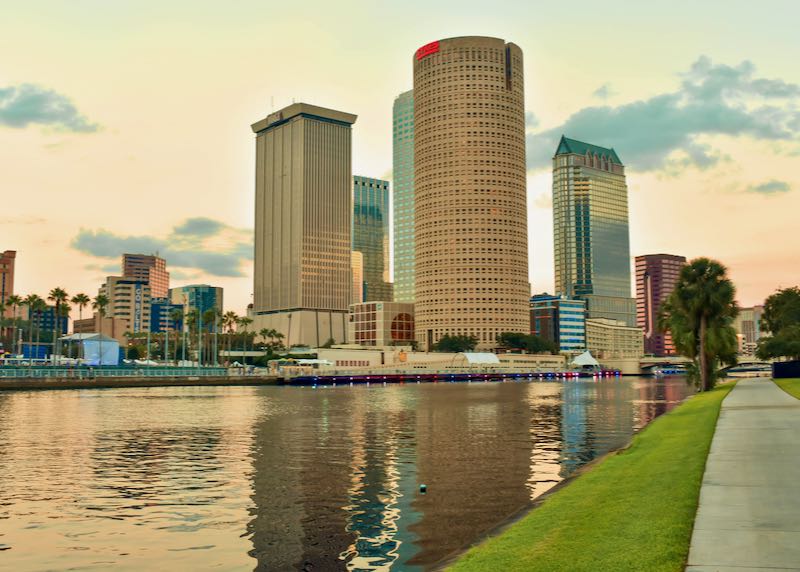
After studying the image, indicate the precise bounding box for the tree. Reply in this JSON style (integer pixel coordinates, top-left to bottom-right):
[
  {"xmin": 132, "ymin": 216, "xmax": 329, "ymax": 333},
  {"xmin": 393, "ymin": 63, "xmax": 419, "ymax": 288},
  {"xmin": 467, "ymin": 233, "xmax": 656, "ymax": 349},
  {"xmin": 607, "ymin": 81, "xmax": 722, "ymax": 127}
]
[
  {"xmin": 48, "ymin": 287, "xmax": 69, "ymax": 362},
  {"xmin": 238, "ymin": 316, "xmax": 253, "ymax": 363},
  {"xmin": 761, "ymin": 287, "xmax": 800, "ymax": 335},
  {"xmin": 659, "ymin": 258, "xmax": 739, "ymax": 391},
  {"xmin": 6, "ymin": 294, "xmax": 22, "ymax": 354},
  {"xmin": 71, "ymin": 293, "xmax": 90, "ymax": 361},
  {"xmin": 496, "ymin": 332, "xmax": 558, "ymax": 354},
  {"xmin": 757, "ymin": 287, "xmax": 800, "ymax": 361},
  {"xmin": 23, "ymin": 294, "xmax": 42, "ymax": 348},
  {"xmin": 496, "ymin": 332, "xmax": 528, "ymax": 350},
  {"xmin": 202, "ymin": 308, "xmax": 217, "ymax": 365},
  {"xmin": 169, "ymin": 308, "xmax": 184, "ymax": 364},
  {"xmin": 432, "ymin": 334, "xmax": 478, "ymax": 353},
  {"xmin": 93, "ymin": 294, "xmax": 109, "ymax": 366}
]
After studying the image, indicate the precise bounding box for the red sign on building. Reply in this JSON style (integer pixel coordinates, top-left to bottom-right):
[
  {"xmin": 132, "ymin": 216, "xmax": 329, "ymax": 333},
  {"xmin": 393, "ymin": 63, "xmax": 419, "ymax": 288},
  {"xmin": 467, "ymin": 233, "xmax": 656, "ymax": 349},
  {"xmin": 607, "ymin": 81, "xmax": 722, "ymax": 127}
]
[{"xmin": 416, "ymin": 41, "xmax": 440, "ymax": 60}]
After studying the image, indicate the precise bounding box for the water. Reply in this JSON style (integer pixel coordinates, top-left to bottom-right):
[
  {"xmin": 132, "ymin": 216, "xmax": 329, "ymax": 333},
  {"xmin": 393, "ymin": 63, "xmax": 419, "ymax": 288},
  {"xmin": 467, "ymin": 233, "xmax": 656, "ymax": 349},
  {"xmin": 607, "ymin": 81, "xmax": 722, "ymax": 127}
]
[{"xmin": 0, "ymin": 378, "xmax": 692, "ymax": 571}]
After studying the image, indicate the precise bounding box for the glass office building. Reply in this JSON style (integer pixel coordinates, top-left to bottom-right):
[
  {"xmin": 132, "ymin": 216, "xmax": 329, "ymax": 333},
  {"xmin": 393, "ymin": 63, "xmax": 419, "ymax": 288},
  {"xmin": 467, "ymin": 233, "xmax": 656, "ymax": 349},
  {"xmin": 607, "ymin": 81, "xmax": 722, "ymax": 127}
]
[
  {"xmin": 553, "ymin": 136, "xmax": 635, "ymax": 326},
  {"xmin": 353, "ymin": 176, "xmax": 393, "ymax": 302},
  {"xmin": 392, "ymin": 90, "xmax": 415, "ymax": 303}
]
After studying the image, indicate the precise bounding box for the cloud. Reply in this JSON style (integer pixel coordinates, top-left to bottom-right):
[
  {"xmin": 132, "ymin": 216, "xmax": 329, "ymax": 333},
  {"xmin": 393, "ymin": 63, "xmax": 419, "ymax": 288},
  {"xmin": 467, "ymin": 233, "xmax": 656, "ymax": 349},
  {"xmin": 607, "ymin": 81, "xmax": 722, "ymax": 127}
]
[
  {"xmin": 173, "ymin": 217, "xmax": 225, "ymax": 238},
  {"xmin": 532, "ymin": 193, "xmax": 552, "ymax": 209},
  {"xmin": 592, "ymin": 83, "xmax": 616, "ymax": 100},
  {"xmin": 71, "ymin": 218, "xmax": 253, "ymax": 277},
  {"xmin": 527, "ymin": 57, "xmax": 800, "ymax": 171},
  {"xmin": 0, "ymin": 83, "xmax": 98, "ymax": 132},
  {"xmin": 746, "ymin": 180, "xmax": 791, "ymax": 195},
  {"xmin": 525, "ymin": 111, "xmax": 539, "ymax": 130}
]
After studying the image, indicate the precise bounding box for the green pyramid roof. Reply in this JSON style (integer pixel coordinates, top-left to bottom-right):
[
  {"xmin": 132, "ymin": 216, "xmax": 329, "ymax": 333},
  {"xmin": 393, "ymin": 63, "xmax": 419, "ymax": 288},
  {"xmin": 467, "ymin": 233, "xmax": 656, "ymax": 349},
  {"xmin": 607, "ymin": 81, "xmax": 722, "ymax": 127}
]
[{"xmin": 555, "ymin": 135, "xmax": 623, "ymax": 165}]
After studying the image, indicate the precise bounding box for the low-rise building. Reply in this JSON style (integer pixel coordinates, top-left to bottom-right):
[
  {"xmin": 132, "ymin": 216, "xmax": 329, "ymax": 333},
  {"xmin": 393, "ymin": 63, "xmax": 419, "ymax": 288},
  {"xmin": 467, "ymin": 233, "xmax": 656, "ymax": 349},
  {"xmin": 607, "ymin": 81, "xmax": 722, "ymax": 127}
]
[
  {"xmin": 530, "ymin": 294, "xmax": 586, "ymax": 353},
  {"xmin": 586, "ymin": 318, "xmax": 644, "ymax": 359},
  {"xmin": 150, "ymin": 297, "xmax": 184, "ymax": 333},
  {"xmin": 73, "ymin": 315, "xmax": 130, "ymax": 345},
  {"xmin": 348, "ymin": 301, "xmax": 415, "ymax": 347}
]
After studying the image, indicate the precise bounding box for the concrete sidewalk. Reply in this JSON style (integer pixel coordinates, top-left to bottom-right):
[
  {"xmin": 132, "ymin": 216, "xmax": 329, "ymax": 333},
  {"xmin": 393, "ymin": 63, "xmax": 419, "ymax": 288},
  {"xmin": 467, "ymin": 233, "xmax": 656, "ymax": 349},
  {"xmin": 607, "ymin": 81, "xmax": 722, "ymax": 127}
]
[{"xmin": 686, "ymin": 378, "xmax": 800, "ymax": 571}]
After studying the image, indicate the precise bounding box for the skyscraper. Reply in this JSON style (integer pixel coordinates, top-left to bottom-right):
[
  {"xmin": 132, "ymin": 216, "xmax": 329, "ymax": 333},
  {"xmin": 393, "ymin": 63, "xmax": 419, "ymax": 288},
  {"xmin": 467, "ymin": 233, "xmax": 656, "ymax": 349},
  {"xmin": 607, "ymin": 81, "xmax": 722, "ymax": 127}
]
[
  {"xmin": 392, "ymin": 90, "xmax": 415, "ymax": 303},
  {"xmin": 352, "ymin": 176, "xmax": 392, "ymax": 302},
  {"xmin": 251, "ymin": 103, "xmax": 356, "ymax": 347},
  {"xmin": 413, "ymin": 36, "xmax": 530, "ymax": 350},
  {"xmin": 552, "ymin": 136, "xmax": 636, "ymax": 326},
  {"xmin": 122, "ymin": 253, "xmax": 170, "ymax": 299},
  {"xmin": 635, "ymin": 254, "xmax": 686, "ymax": 356},
  {"xmin": 1, "ymin": 250, "xmax": 15, "ymax": 318}
]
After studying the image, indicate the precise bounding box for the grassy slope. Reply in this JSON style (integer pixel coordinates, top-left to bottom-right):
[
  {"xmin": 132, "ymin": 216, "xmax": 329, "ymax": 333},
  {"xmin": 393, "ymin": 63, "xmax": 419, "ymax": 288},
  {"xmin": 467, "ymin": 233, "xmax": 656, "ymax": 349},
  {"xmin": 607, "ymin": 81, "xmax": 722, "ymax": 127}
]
[
  {"xmin": 449, "ymin": 382, "xmax": 734, "ymax": 572},
  {"xmin": 774, "ymin": 378, "xmax": 800, "ymax": 399}
]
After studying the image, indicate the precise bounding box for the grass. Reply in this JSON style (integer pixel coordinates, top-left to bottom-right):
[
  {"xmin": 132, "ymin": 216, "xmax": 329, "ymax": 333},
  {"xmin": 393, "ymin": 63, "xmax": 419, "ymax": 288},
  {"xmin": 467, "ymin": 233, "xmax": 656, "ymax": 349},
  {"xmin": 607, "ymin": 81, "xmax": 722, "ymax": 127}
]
[
  {"xmin": 449, "ymin": 382, "xmax": 735, "ymax": 572},
  {"xmin": 774, "ymin": 378, "xmax": 800, "ymax": 399}
]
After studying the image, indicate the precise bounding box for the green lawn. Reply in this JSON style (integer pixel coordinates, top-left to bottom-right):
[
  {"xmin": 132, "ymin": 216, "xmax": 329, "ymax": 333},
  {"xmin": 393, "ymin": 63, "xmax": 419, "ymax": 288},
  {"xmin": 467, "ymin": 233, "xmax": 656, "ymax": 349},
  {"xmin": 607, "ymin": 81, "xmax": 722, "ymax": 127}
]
[
  {"xmin": 449, "ymin": 382, "xmax": 734, "ymax": 572},
  {"xmin": 774, "ymin": 378, "xmax": 800, "ymax": 399}
]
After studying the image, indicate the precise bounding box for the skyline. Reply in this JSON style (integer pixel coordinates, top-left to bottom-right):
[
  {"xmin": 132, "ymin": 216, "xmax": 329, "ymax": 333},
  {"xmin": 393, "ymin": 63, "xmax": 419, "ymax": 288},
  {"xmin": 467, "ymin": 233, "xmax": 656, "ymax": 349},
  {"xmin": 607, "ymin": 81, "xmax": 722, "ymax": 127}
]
[{"xmin": 2, "ymin": 1, "xmax": 799, "ymax": 316}]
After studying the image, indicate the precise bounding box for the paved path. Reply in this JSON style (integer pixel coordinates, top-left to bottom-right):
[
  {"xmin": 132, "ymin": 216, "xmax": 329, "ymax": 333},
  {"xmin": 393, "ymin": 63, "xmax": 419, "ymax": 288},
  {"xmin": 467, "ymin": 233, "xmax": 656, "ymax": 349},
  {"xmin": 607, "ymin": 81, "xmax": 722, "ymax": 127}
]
[{"xmin": 686, "ymin": 378, "xmax": 800, "ymax": 571}]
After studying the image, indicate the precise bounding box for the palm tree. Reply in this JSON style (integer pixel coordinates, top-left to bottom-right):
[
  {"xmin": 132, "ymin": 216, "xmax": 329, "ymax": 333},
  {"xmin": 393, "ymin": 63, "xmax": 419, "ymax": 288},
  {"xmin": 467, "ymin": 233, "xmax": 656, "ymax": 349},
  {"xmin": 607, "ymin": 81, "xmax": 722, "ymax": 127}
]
[
  {"xmin": 22, "ymin": 294, "xmax": 43, "ymax": 356},
  {"xmin": 48, "ymin": 287, "xmax": 69, "ymax": 363},
  {"xmin": 92, "ymin": 294, "xmax": 109, "ymax": 366},
  {"xmin": 32, "ymin": 297, "xmax": 47, "ymax": 359},
  {"xmin": 222, "ymin": 311, "xmax": 238, "ymax": 363},
  {"xmin": 70, "ymin": 293, "xmax": 90, "ymax": 361},
  {"xmin": 202, "ymin": 308, "xmax": 217, "ymax": 366},
  {"xmin": 659, "ymin": 258, "xmax": 739, "ymax": 391},
  {"xmin": 7, "ymin": 294, "xmax": 22, "ymax": 354},
  {"xmin": 71, "ymin": 293, "xmax": 90, "ymax": 324},
  {"xmin": 238, "ymin": 316, "xmax": 253, "ymax": 364},
  {"xmin": 169, "ymin": 308, "xmax": 183, "ymax": 364}
]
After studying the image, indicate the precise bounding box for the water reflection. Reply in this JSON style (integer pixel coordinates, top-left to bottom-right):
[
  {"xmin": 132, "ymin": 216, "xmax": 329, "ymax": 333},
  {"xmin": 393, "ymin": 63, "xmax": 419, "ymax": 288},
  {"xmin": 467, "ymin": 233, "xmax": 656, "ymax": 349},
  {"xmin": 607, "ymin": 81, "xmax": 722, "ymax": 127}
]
[{"xmin": 0, "ymin": 379, "xmax": 692, "ymax": 571}]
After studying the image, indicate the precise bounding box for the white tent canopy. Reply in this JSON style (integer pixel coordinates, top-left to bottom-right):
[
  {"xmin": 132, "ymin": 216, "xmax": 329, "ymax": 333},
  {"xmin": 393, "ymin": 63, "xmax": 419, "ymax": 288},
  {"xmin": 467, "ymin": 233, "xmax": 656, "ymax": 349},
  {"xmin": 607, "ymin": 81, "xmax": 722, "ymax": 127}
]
[
  {"xmin": 571, "ymin": 351, "xmax": 600, "ymax": 367},
  {"xmin": 60, "ymin": 333, "xmax": 119, "ymax": 366}
]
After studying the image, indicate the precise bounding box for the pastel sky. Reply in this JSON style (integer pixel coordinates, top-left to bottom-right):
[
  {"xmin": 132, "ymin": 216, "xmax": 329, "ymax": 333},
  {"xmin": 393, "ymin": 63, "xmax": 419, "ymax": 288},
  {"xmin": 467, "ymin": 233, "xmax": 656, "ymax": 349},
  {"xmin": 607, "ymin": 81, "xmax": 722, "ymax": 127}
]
[{"xmin": 2, "ymin": 0, "xmax": 799, "ymax": 317}]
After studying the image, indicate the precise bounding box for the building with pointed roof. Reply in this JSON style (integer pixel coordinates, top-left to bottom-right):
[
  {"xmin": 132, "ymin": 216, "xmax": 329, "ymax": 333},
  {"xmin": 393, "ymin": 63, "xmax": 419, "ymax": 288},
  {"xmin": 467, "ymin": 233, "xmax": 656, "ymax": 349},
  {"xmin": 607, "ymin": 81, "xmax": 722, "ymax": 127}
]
[{"xmin": 552, "ymin": 135, "xmax": 636, "ymax": 327}]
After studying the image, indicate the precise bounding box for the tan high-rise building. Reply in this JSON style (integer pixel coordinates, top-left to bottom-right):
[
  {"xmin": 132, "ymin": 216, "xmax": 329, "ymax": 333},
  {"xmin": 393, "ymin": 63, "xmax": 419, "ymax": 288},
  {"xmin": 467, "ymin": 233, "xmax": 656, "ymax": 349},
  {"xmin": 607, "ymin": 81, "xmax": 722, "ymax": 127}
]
[
  {"xmin": 413, "ymin": 37, "xmax": 530, "ymax": 350},
  {"xmin": 122, "ymin": 253, "xmax": 170, "ymax": 299},
  {"xmin": 251, "ymin": 103, "xmax": 357, "ymax": 347},
  {"xmin": 99, "ymin": 276, "xmax": 151, "ymax": 333}
]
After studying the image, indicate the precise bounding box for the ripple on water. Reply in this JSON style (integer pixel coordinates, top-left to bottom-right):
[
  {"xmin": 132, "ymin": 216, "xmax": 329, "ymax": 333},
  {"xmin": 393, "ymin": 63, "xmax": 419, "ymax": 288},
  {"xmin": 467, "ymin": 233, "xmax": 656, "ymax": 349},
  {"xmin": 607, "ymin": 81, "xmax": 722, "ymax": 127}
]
[{"xmin": 0, "ymin": 379, "xmax": 692, "ymax": 570}]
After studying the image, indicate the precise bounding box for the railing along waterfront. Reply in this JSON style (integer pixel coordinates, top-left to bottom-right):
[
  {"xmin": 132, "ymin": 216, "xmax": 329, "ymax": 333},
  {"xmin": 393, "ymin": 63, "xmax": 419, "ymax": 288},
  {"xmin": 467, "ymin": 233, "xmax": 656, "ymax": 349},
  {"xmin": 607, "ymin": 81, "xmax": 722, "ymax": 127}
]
[{"xmin": 0, "ymin": 366, "xmax": 229, "ymax": 379}]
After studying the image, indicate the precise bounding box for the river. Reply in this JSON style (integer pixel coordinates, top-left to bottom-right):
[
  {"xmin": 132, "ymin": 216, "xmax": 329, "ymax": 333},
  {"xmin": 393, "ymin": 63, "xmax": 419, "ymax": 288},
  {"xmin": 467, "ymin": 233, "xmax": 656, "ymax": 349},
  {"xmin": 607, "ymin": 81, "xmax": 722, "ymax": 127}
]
[{"xmin": 0, "ymin": 377, "xmax": 692, "ymax": 571}]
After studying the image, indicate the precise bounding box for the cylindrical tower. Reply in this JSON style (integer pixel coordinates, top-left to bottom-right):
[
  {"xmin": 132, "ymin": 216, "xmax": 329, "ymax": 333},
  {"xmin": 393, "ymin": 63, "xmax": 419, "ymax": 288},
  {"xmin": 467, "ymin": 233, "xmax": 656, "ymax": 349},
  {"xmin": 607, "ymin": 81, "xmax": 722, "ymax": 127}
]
[{"xmin": 413, "ymin": 36, "xmax": 530, "ymax": 350}]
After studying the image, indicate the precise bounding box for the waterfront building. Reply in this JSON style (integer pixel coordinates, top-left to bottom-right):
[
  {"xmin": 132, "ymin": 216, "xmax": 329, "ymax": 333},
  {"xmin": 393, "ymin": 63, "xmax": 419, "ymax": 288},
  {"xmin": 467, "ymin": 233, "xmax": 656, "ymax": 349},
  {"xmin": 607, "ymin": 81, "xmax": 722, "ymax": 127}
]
[
  {"xmin": 392, "ymin": 90, "xmax": 415, "ymax": 303},
  {"xmin": 585, "ymin": 318, "xmax": 644, "ymax": 360},
  {"xmin": 1, "ymin": 250, "xmax": 15, "ymax": 318},
  {"xmin": 251, "ymin": 103, "xmax": 356, "ymax": 347},
  {"xmin": 169, "ymin": 284, "xmax": 222, "ymax": 328},
  {"xmin": 348, "ymin": 301, "xmax": 415, "ymax": 347},
  {"xmin": 100, "ymin": 276, "xmax": 151, "ymax": 333},
  {"xmin": 73, "ymin": 315, "xmax": 129, "ymax": 345},
  {"xmin": 149, "ymin": 297, "xmax": 184, "ymax": 333},
  {"xmin": 552, "ymin": 136, "xmax": 635, "ymax": 326},
  {"xmin": 413, "ymin": 36, "xmax": 530, "ymax": 350},
  {"xmin": 353, "ymin": 176, "xmax": 393, "ymax": 302},
  {"xmin": 351, "ymin": 251, "xmax": 364, "ymax": 305},
  {"xmin": 530, "ymin": 294, "xmax": 586, "ymax": 353},
  {"xmin": 122, "ymin": 254, "xmax": 170, "ymax": 299},
  {"xmin": 635, "ymin": 254, "xmax": 686, "ymax": 356}
]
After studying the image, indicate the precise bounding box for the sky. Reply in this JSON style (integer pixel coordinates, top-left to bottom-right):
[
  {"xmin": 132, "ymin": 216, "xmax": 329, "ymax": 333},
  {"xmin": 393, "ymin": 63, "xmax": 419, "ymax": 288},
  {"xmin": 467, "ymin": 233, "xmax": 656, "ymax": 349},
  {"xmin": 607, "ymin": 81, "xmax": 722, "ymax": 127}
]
[{"xmin": 2, "ymin": 0, "xmax": 799, "ymax": 317}]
